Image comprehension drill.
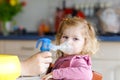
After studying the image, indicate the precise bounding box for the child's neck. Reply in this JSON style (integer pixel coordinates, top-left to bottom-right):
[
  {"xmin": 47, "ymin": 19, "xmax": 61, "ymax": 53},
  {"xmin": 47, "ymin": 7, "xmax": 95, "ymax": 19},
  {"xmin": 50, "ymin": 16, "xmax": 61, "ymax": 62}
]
[{"xmin": 63, "ymin": 54, "xmax": 77, "ymax": 57}]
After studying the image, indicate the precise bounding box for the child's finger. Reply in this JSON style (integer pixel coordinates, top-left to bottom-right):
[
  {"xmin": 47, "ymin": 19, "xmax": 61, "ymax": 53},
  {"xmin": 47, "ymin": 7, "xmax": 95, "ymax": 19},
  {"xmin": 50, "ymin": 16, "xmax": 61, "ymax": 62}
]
[{"xmin": 45, "ymin": 75, "xmax": 52, "ymax": 80}]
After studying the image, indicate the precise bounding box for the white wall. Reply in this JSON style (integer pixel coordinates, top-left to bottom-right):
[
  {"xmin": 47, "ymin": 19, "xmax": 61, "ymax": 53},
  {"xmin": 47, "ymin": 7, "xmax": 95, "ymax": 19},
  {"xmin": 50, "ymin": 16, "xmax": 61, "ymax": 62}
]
[
  {"xmin": 14, "ymin": 0, "xmax": 50, "ymax": 32},
  {"xmin": 14, "ymin": 0, "xmax": 120, "ymax": 32}
]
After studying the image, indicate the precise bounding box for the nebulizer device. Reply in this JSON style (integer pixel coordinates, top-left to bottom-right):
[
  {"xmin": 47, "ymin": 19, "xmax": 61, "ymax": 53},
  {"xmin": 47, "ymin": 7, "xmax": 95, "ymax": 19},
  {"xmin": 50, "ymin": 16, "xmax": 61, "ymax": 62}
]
[
  {"xmin": 36, "ymin": 38, "xmax": 73, "ymax": 53},
  {"xmin": 36, "ymin": 38, "xmax": 73, "ymax": 79}
]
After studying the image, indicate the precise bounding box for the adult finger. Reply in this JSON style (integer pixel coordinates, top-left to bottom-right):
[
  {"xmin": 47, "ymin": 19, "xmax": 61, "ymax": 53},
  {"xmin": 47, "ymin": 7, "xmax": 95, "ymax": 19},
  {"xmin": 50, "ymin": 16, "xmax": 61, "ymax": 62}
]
[
  {"xmin": 43, "ymin": 58, "xmax": 52, "ymax": 63},
  {"xmin": 40, "ymin": 51, "xmax": 52, "ymax": 57}
]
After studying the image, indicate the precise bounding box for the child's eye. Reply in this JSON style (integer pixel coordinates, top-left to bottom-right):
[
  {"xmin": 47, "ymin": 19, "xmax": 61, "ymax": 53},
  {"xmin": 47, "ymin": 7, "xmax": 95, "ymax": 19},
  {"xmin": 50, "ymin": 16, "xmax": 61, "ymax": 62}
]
[
  {"xmin": 62, "ymin": 36, "xmax": 68, "ymax": 39},
  {"xmin": 73, "ymin": 38, "xmax": 79, "ymax": 41}
]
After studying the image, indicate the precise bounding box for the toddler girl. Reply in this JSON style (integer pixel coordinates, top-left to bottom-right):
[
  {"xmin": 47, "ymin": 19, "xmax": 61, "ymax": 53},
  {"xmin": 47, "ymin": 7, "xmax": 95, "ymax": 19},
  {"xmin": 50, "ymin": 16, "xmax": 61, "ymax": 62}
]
[{"xmin": 42, "ymin": 17, "xmax": 99, "ymax": 80}]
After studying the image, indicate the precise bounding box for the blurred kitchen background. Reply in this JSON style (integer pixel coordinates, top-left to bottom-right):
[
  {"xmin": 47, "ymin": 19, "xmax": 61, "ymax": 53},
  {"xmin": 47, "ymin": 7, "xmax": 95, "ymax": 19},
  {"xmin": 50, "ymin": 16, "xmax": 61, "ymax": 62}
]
[
  {"xmin": 0, "ymin": 0, "xmax": 120, "ymax": 80},
  {"xmin": 0, "ymin": 0, "xmax": 120, "ymax": 36}
]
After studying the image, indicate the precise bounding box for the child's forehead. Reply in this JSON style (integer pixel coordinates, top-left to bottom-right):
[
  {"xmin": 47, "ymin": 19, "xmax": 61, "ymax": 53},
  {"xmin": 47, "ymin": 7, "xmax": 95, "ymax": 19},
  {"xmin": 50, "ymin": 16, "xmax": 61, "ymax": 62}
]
[
  {"xmin": 62, "ymin": 26, "xmax": 83, "ymax": 36},
  {"xmin": 63, "ymin": 25, "xmax": 83, "ymax": 32}
]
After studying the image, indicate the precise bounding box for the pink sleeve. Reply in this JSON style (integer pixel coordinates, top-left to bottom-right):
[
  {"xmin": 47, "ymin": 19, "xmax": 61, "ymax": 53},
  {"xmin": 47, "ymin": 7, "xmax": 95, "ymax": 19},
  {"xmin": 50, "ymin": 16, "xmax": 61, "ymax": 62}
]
[{"xmin": 52, "ymin": 57, "xmax": 93, "ymax": 80}]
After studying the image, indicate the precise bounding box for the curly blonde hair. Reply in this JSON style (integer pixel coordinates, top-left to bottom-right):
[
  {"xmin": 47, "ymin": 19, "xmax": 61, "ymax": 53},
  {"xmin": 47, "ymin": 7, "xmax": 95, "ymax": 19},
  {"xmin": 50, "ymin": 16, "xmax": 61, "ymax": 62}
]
[{"xmin": 55, "ymin": 17, "xmax": 99, "ymax": 58}]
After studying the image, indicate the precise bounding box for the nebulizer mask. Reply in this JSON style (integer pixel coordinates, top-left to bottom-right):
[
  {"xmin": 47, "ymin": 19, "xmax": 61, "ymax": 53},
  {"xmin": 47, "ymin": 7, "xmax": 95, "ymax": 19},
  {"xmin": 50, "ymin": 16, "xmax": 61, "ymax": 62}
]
[{"xmin": 36, "ymin": 38, "xmax": 73, "ymax": 53}]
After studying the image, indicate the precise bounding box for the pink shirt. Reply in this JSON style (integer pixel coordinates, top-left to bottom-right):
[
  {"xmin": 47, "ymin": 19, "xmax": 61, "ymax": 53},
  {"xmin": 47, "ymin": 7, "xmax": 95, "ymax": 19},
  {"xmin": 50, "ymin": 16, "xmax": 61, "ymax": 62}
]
[{"xmin": 52, "ymin": 55, "xmax": 93, "ymax": 80}]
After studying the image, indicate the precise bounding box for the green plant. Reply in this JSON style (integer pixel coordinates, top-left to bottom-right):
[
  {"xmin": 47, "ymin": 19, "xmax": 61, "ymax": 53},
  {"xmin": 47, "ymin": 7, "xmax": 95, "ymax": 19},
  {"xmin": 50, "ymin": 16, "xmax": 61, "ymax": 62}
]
[{"xmin": 0, "ymin": 0, "xmax": 25, "ymax": 21}]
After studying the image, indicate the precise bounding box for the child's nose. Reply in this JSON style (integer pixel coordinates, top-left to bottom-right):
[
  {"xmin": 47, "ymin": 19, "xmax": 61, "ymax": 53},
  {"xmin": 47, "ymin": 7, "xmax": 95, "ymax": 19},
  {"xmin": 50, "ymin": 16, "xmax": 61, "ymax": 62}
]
[{"xmin": 66, "ymin": 39, "xmax": 72, "ymax": 44}]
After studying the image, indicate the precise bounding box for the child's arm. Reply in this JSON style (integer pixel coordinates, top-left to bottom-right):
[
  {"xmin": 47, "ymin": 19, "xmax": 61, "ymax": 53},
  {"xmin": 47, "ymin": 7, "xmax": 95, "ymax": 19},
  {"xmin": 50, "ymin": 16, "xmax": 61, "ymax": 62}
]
[
  {"xmin": 52, "ymin": 57, "xmax": 92, "ymax": 80},
  {"xmin": 52, "ymin": 67, "xmax": 92, "ymax": 80}
]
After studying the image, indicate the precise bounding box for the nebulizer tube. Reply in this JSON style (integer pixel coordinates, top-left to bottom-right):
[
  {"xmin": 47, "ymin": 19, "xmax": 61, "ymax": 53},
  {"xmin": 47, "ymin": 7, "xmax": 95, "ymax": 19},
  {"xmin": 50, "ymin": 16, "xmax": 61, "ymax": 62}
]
[{"xmin": 36, "ymin": 38, "xmax": 73, "ymax": 53}]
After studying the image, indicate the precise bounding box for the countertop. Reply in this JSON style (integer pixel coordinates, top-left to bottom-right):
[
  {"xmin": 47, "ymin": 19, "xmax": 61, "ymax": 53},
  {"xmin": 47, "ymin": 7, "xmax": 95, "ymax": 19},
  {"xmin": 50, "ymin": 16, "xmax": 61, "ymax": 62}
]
[
  {"xmin": 98, "ymin": 36, "xmax": 120, "ymax": 41},
  {"xmin": 17, "ymin": 76, "xmax": 40, "ymax": 80},
  {"xmin": 0, "ymin": 35, "xmax": 55, "ymax": 40},
  {"xmin": 0, "ymin": 35, "xmax": 120, "ymax": 41}
]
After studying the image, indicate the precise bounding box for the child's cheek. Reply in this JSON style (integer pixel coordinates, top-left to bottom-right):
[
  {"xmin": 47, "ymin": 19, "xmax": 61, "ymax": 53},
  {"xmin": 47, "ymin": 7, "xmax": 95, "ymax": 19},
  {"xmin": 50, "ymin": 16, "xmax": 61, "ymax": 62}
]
[{"xmin": 60, "ymin": 38, "xmax": 65, "ymax": 44}]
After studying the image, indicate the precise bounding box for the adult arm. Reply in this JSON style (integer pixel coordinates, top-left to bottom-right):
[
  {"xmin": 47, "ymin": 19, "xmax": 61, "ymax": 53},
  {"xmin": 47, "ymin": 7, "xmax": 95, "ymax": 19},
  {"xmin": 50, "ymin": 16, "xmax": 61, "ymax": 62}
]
[{"xmin": 0, "ymin": 51, "xmax": 52, "ymax": 80}]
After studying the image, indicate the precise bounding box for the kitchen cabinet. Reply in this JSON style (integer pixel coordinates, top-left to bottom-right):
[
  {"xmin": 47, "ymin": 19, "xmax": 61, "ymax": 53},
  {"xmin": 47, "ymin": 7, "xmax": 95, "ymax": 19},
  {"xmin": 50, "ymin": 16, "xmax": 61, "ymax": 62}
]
[
  {"xmin": 0, "ymin": 40, "xmax": 38, "ymax": 60},
  {"xmin": 92, "ymin": 41, "xmax": 120, "ymax": 80}
]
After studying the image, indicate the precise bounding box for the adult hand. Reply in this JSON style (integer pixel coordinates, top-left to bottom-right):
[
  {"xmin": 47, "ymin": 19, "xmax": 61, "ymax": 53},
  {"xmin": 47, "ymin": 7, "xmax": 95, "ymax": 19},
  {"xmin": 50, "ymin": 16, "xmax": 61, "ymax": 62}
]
[{"xmin": 20, "ymin": 51, "xmax": 52, "ymax": 76}]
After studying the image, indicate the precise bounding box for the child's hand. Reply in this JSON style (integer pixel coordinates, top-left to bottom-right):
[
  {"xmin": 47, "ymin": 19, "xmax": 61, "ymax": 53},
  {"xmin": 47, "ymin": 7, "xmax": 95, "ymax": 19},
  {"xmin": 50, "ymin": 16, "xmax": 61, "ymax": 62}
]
[{"xmin": 42, "ymin": 72, "xmax": 53, "ymax": 80}]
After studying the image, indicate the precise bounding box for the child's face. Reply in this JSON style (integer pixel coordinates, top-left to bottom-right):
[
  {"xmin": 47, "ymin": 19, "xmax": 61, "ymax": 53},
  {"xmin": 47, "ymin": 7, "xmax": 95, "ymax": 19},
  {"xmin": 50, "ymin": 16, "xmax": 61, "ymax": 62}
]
[{"xmin": 60, "ymin": 26, "xmax": 85, "ymax": 56}]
